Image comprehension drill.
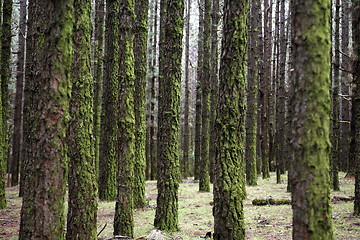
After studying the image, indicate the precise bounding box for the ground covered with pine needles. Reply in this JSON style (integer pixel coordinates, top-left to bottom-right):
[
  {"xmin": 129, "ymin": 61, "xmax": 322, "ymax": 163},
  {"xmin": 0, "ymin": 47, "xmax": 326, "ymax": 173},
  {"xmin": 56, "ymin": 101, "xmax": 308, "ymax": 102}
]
[{"xmin": 1, "ymin": 172, "xmax": 359, "ymax": 239}]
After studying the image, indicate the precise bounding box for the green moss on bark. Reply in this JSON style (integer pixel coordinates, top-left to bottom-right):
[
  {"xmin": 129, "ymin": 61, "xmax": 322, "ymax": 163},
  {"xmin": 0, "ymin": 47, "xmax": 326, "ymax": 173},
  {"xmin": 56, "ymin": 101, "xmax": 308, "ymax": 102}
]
[
  {"xmin": 291, "ymin": 0, "xmax": 334, "ymax": 238},
  {"xmin": 213, "ymin": 0, "xmax": 248, "ymax": 239},
  {"xmin": 154, "ymin": 0, "xmax": 184, "ymax": 232}
]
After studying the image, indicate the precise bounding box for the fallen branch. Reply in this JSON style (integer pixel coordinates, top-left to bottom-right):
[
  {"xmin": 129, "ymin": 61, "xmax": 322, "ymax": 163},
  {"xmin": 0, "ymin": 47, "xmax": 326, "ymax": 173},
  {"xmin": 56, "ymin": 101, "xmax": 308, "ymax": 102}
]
[
  {"xmin": 252, "ymin": 198, "xmax": 291, "ymax": 206},
  {"xmin": 332, "ymin": 196, "xmax": 355, "ymax": 202}
]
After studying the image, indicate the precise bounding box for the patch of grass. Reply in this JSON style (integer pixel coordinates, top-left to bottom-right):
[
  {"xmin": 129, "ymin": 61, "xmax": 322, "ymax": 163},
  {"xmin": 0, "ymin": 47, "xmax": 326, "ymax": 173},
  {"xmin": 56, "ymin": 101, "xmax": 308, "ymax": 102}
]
[{"xmin": 1, "ymin": 172, "xmax": 359, "ymax": 239}]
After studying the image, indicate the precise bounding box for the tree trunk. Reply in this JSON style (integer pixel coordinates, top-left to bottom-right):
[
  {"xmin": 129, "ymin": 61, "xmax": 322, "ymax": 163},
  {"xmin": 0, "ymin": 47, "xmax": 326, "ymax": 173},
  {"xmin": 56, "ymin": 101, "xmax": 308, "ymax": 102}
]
[
  {"xmin": 351, "ymin": 0, "xmax": 360, "ymax": 216},
  {"xmin": 213, "ymin": 0, "xmax": 248, "ymax": 238},
  {"xmin": 133, "ymin": 0, "xmax": 148, "ymax": 209},
  {"xmin": 182, "ymin": 0, "xmax": 191, "ymax": 179},
  {"xmin": 93, "ymin": 0, "xmax": 105, "ymax": 187},
  {"xmin": 154, "ymin": 0, "xmax": 184, "ymax": 232},
  {"xmin": 11, "ymin": 0, "xmax": 26, "ymax": 188},
  {"xmin": 291, "ymin": 0, "xmax": 334, "ymax": 237},
  {"xmin": 99, "ymin": 0, "xmax": 120, "ymax": 201},
  {"xmin": 245, "ymin": 0, "xmax": 260, "ymax": 186},
  {"xmin": 66, "ymin": 0, "xmax": 97, "ymax": 238},
  {"xmin": 19, "ymin": 0, "xmax": 73, "ymax": 238},
  {"xmin": 199, "ymin": 0, "xmax": 211, "ymax": 192}
]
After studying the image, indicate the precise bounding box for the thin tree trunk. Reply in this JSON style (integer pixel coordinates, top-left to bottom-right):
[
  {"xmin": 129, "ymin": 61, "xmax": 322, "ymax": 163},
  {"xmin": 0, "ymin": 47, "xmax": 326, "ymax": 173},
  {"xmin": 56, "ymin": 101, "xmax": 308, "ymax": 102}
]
[{"xmin": 0, "ymin": 0, "xmax": 5, "ymax": 210}]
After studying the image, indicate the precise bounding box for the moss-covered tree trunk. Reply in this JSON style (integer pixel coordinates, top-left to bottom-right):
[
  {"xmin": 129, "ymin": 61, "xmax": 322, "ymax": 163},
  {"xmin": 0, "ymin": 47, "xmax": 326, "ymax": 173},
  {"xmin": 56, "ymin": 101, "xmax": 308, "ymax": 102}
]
[
  {"xmin": 113, "ymin": 0, "xmax": 136, "ymax": 236},
  {"xmin": 291, "ymin": 0, "xmax": 334, "ymax": 237},
  {"xmin": 182, "ymin": 0, "xmax": 191, "ymax": 179},
  {"xmin": 213, "ymin": 0, "xmax": 248, "ymax": 238},
  {"xmin": 199, "ymin": 0, "xmax": 211, "ymax": 192},
  {"xmin": 133, "ymin": 0, "xmax": 148, "ymax": 209},
  {"xmin": 154, "ymin": 0, "xmax": 184, "ymax": 232},
  {"xmin": 209, "ymin": 0, "xmax": 220, "ymax": 184},
  {"xmin": 66, "ymin": 0, "xmax": 97, "ymax": 239},
  {"xmin": 99, "ymin": 0, "xmax": 120, "ymax": 201},
  {"xmin": 19, "ymin": 0, "xmax": 73, "ymax": 239},
  {"xmin": 194, "ymin": 0, "xmax": 204, "ymax": 180},
  {"xmin": 11, "ymin": 0, "xmax": 26, "ymax": 188},
  {"xmin": 352, "ymin": 0, "xmax": 360, "ymax": 216},
  {"xmin": 245, "ymin": 0, "xmax": 259, "ymax": 186},
  {"xmin": 93, "ymin": 0, "xmax": 105, "ymax": 184}
]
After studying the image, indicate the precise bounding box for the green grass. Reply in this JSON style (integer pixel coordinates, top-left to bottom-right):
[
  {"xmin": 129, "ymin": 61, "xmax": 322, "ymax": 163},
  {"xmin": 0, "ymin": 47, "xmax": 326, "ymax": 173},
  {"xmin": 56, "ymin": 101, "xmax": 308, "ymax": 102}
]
[{"xmin": 1, "ymin": 172, "xmax": 359, "ymax": 239}]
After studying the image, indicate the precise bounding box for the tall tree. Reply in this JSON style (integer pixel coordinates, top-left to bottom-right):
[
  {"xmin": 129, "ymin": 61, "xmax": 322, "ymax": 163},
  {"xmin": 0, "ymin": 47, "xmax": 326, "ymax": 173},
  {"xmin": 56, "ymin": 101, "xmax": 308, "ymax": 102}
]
[
  {"xmin": 245, "ymin": 0, "xmax": 260, "ymax": 186},
  {"xmin": 213, "ymin": 0, "xmax": 248, "ymax": 238},
  {"xmin": 352, "ymin": 0, "xmax": 360, "ymax": 216},
  {"xmin": 154, "ymin": 0, "xmax": 184, "ymax": 231},
  {"xmin": 93, "ymin": 0, "xmax": 105, "ymax": 183},
  {"xmin": 182, "ymin": 0, "xmax": 191, "ymax": 178},
  {"xmin": 113, "ymin": 0, "xmax": 136, "ymax": 236},
  {"xmin": 99, "ymin": 0, "xmax": 120, "ymax": 201},
  {"xmin": 331, "ymin": 0, "xmax": 340, "ymax": 191},
  {"xmin": 199, "ymin": 0, "xmax": 211, "ymax": 192},
  {"xmin": 133, "ymin": 0, "xmax": 148, "ymax": 209},
  {"xmin": 194, "ymin": 0, "xmax": 204, "ymax": 180},
  {"xmin": 291, "ymin": 0, "xmax": 334, "ymax": 237},
  {"xmin": 0, "ymin": 0, "xmax": 12, "ymax": 177},
  {"xmin": 11, "ymin": 0, "xmax": 27, "ymax": 187},
  {"xmin": 66, "ymin": 0, "xmax": 97, "ymax": 239},
  {"xmin": 19, "ymin": 0, "xmax": 73, "ymax": 238},
  {"xmin": 0, "ymin": 0, "xmax": 6, "ymax": 210}
]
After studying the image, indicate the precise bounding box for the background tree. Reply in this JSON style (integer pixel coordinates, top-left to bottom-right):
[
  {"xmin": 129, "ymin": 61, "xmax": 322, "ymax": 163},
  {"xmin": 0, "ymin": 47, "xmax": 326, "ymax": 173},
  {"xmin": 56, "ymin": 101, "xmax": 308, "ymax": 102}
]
[
  {"xmin": 199, "ymin": 0, "xmax": 211, "ymax": 192},
  {"xmin": 66, "ymin": 0, "xmax": 98, "ymax": 238},
  {"xmin": 133, "ymin": 0, "xmax": 148, "ymax": 209},
  {"xmin": 291, "ymin": 0, "xmax": 334, "ymax": 237},
  {"xmin": 113, "ymin": 0, "xmax": 136, "ymax": 236},
  {"xmin": 352, "ymin": 0, "xmax": 360, "ymax": 216},
  {"xmin": 19, "ymin": 0, "xmax": 73, "ymax": 238},
  {"xmin": 99, "ymin": 0, "xmax": 120, "ymax": 201},
  {"xmin": 245, "ymin": 0, "xmax": 260, "ymax": 186},
  {"xmin": 154, "ymin": 0, "xmax": 184, "ymax": 231},
  {"xmin": 213, "ymin": 0, "xmax": 248, "ymax": 238},
  {"xmin": 11, "ymin": 0, "xmax": 27, "ymax": 187}
]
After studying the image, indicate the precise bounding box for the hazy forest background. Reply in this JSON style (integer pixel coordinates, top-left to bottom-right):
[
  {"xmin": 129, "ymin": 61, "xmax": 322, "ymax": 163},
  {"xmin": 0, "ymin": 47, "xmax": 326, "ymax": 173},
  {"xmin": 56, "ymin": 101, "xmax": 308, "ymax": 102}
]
[{"xmin": 0, "ymin": 0, "xmax": 359, "ymax": 239}]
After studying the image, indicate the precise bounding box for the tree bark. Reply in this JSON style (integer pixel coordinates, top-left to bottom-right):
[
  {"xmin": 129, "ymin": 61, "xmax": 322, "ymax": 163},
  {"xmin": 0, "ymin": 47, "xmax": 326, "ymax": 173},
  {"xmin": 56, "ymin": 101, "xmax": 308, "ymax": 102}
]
[{"xmin": 213, "ymin": 0, "xmax": 248, "ymax": 238}]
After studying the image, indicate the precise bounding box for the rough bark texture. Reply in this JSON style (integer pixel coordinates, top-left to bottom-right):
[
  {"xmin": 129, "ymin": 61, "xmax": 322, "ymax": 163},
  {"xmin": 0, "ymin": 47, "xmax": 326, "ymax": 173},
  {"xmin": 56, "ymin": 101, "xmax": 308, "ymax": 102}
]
[
  {"xmin": 93, "ymin": 0, "xmax": 105, "ymax": 185},
  {"xmin": 182, "ymin": 0, "xmax": 191, "ymax": 179},
  {"xmin": 0, "ymin": 0, "xmax": 5, "ymax": 210},
  {"xmin": 154, "ymin": 0, "xmax": 184, "ymax": 232},
  {"xmin": 291, "ymin": 0, "xmax": 334, "ymax": 238},
  {"xmin": 11, "ymin": 0, "xmax": 27, "ymax": 188},
  {"xmin": 245, "ymin": 0, "xmax": 259, "ymax": 186},
  {"xmin": 133, "ymin": 0, "xmax": 148, "ymax": 209},
  {"xmin": 99, "ymin": 0, "xmax": 120, "ymax": 201},
  {"xmin": 194, "ymin": 0, "xmax": 204, "ymax": 180},
  {"xmin": 66, "ymin": 0, "xmax": 98, "ymax": 239},
  {"xmin": 331, "ymin": 0, "xmax": 340, "ymax": 191},
  {"xmin": 352, "ymin": 0, "xmax": 360, "ymax": 216},
  {"xmin": 19, "ymin": 0, "xmax": 73, "ymax": 239},
  {"xmin": 199, "ymin": 0, "xmax": 211, "ymax": 192},
  {"xmin": 213, "ymin": 0, "xmax": 248, "ymax": 238},
  {"xmin": 113, "ymin": 0, "xmax": 136, "ymax": 236}
]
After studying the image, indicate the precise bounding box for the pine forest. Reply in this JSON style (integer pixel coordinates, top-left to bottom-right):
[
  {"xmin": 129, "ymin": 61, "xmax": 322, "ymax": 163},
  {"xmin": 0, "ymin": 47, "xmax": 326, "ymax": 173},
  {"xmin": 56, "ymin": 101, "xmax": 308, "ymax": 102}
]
[{"xmin": 0, "ymin": 0, "xmax": 360, "ymax": 239}]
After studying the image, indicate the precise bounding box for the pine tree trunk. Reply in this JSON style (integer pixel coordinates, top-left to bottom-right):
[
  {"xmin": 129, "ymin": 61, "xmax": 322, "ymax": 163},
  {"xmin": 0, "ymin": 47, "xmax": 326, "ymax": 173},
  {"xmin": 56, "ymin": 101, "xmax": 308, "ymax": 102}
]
[
  {"xmin": 213, "ymin": 0, "xmax": 248, "ymax": 239},
  {"xmin": 154, "ymin": 0, "xmax": 184, "ymax": 232},
  {"xmin": 199, "ymin": 0, "xmax": 211, "ymax": 192},
  {"xmin": 351, "ymin": 0, "xmax": 360, "ymax": 216},
  {"xmin": 19, "ymin": 0, "xmax": 73, "ymax": 238},
  {"xmin": 66, "ymin": 0, "xmax": 97, "ymax": 239},
  {"xmin": 194, "ymin": 0, "xmax": 204, "ymax": 180},
  {"xmin": 11, "ymin": 0, "xmax": 26, "ymax": 188},
  {"xmin": 99, "ymin": 0, "xmax": 120, "ymax": 201},
  {"xmin": 93, "ymin": 0, "xmax": 105, "ymax": 186},
  {"xmin": 245, "ymin": 0, "xmax": 259, "ymax": 186},
  {"xmin": 133, "ymin": 0, "xmax": 148, "ymax": 209},
  {"xmin": 291, "ymin": 0, "xmax": 334, "ymax": 237},
  {"xmin": 182, "ymin": 0, "xmax": 191, "ymax": 178}
]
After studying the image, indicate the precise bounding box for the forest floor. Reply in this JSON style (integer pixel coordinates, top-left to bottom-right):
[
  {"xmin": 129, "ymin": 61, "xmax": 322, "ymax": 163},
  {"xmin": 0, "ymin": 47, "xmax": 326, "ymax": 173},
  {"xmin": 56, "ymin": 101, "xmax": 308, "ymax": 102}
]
[{"xmin": 1, "ymin": 172, "xmax": 359, "ymax": 239}]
